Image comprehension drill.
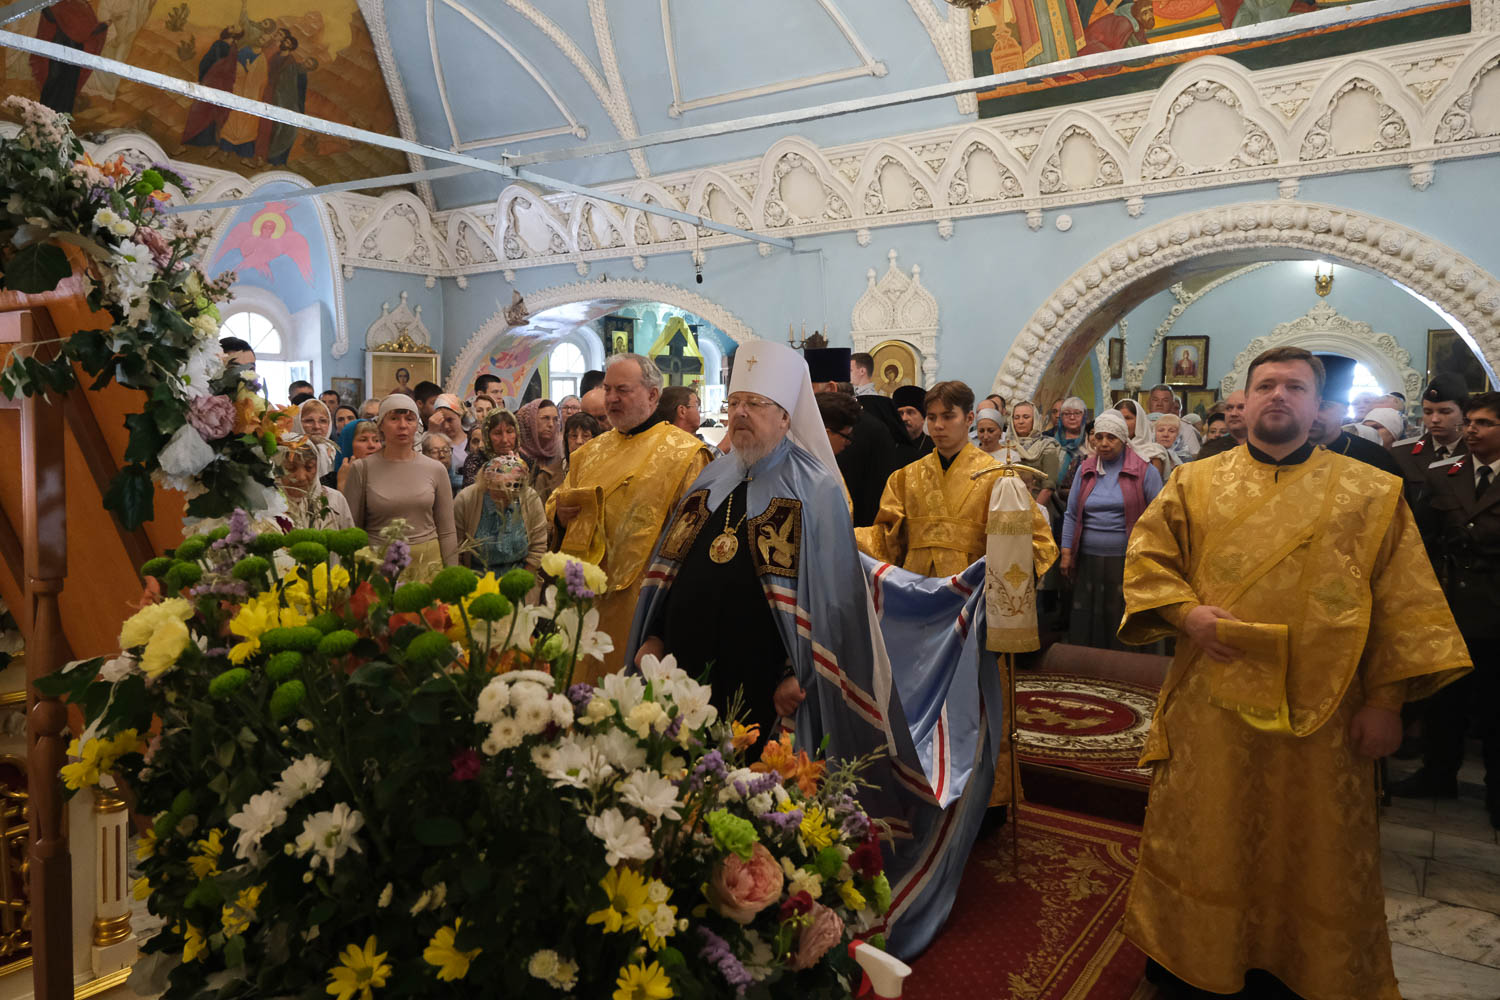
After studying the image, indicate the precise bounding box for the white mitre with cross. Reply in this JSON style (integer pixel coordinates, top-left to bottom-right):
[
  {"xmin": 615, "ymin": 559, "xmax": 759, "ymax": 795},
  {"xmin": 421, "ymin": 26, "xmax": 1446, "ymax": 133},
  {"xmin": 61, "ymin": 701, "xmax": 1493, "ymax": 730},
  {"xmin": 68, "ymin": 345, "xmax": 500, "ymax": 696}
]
[{"xmin": 727, "ymin": 339, "xmax": 841, "ymax": 478}]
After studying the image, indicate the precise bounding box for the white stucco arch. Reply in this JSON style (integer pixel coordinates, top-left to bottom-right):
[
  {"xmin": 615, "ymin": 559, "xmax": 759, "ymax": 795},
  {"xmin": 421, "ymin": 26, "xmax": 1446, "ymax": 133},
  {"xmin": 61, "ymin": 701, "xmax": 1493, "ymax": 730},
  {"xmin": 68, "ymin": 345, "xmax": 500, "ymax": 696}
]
[
  {"xmin": 992, "ymin": 201, "xmax": 1500, "ymax": 404},
  {"xmin": 445, "ymin": 279, "xmax": 757, "ymax": 394},
  {"xmin": 1218, "ymin": 301, "xmax": 1424, "ymax": 401}
]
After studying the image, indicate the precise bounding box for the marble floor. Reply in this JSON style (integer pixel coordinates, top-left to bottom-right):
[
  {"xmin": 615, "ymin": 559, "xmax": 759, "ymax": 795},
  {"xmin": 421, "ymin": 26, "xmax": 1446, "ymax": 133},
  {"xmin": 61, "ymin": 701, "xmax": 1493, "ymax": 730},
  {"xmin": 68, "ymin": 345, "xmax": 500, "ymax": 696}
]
[{"xmin": 1378, "ymin": 755, "xmax": 1500, "ymax": 1000}]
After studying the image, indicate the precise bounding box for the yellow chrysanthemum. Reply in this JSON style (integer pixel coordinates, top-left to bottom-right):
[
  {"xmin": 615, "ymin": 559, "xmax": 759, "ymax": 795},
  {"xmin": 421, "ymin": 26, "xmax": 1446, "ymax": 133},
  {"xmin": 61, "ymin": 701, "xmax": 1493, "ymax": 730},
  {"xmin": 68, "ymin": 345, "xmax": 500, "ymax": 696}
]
[
  {"xmin": 284, "ymin": 564, "xmax": 351, "ymax": 614},
  {"xmin": 422, "ymin": 919, "xmax": 481, "ymax": 982},
  {"xmin": 119, "ymin": 598, "xmax": 193, "ymax": 649},
  {"xmin": 178, "ymin": 923, "xmax": 207, "ymax": 963},
  {"xmin": 141, "ymin": 615, "xmax": 190, "ymax": 678},
  {"xmin": 132, "ymin": 876, "xmax": 151, "ymax": 901},
  {"xmin": 613, "ymin": 960, "xmax": 673, "ymax": 1000},
  {"xmin": 838, "ymin": 881, "xmax": 866, "ymax": 911},
  {"xmin": 539, "ymin": 552, "xmax": 608, "ymax": 594},
  {"xmin": 188, "ymin": 829, "xmax": 224, "ymax": 880},
  {"xmin": 799, "ymin": 805, "xmax": 836, "ymax": 852},
  {"xmin": 586, "ymin": 866, "xmax": 651, "ymax": 934},
  {"xmin": 220, "ymin": 883, "xmax": 264, "ymax": 938},
  {"xmin": 326, "ymin": 936, "xmax": 391, "ymax": 1000},
  {"xmin": 135, "ymin": 824, "xmax": 158, "ymax": 861},
  {"xmin": 60, "ymin": 739, "xmax": 103, "ymax": 791},
  {"xmin": 228, "ymin": 593, "xmax": 309, "ymax": 664}
]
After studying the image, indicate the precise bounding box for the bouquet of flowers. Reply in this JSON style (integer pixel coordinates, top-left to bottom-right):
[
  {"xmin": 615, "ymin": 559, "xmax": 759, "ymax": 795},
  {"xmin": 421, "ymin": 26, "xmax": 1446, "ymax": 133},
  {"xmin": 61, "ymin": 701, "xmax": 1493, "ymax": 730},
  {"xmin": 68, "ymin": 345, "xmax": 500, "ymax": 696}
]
[
  {"xmin": 0, "ymin": 96, "xmax": 281, "ymax": 529},
  {"xmin": 46, "ymin": 516, "xmax": 892, "ymax": 999}
]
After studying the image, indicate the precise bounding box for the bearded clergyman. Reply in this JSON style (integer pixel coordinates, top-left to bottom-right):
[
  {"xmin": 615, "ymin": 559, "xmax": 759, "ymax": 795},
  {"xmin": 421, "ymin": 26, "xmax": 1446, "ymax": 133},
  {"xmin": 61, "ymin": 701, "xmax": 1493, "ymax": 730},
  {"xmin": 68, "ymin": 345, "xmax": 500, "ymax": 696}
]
[
  {"xmin": 547, "ymin": 353, "xmax": 712, "ymax": 681},
  {"xmin": 1119, "ymin": 346, "xmax": 1470, "ymax": 1000}
]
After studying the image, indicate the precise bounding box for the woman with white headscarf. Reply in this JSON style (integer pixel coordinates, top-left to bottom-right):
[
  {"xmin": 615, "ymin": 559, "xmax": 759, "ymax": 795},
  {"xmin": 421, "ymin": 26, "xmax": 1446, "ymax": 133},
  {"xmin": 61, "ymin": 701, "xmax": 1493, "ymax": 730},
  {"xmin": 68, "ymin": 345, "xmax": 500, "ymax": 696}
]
[
  {"xmin": 974, "ymin": 407, "xmax": 1006, "ymax": 455},
  {"xmin": 1150, "ymin": 413, "xmax": 1187, "ymax": 475},
  {"xmin": 291, "ymin": 398, "xmax": 338, "ymax": 479},
  {"xmin": 1114, "ymin": 399, "xmax": 1169, "ymax": 478}
]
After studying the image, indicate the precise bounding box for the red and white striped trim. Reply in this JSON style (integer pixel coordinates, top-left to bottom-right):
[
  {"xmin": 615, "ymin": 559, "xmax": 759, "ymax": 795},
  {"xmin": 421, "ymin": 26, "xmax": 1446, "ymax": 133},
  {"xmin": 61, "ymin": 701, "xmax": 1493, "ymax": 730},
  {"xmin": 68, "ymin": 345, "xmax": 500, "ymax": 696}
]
[{"xmin": 869, "ymin": 562, "xmax": 895, "ymax": 617}]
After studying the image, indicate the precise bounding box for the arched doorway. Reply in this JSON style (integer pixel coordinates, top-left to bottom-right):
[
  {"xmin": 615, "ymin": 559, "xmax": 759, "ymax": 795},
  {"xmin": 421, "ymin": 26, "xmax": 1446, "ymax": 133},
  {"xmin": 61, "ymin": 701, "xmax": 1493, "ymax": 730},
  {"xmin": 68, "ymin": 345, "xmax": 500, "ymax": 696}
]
[
  {"xmin": 990, "ymin": 202, "xmax": 1500, "ymax": 405},
  {"xmin": 446, "ymin": 279, "xmax": 755, "ymax": 409}
]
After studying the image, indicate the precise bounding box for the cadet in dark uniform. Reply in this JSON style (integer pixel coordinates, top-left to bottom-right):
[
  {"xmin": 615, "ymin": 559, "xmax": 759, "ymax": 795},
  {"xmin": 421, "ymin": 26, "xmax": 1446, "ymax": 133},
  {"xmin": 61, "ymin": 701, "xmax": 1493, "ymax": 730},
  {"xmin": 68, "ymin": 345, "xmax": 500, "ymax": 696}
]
[{"xmin": 1388, "ymin": 390, "xmax": 1498, "ymax": 829}]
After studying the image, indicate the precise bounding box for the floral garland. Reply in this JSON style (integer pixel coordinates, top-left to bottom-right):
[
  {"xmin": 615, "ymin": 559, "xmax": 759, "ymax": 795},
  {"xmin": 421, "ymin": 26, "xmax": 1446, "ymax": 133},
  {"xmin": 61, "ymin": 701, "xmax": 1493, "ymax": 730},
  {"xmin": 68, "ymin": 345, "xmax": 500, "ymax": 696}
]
[
  {"xmin": 0, "ymin": 96, "xmax": 284, "ymax": 529},
  {"xmin": 48, "ymin": 523, "xmax": 892, "ymax": 999}
]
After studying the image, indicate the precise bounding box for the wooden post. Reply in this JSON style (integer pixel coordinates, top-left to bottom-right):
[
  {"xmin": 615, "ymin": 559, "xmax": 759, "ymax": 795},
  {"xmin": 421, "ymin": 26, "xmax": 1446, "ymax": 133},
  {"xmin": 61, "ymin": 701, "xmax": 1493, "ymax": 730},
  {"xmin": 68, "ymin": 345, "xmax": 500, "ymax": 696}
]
[{"xmin": 11, "ymin": 308, "xmax": 74, "ymax": 1000}]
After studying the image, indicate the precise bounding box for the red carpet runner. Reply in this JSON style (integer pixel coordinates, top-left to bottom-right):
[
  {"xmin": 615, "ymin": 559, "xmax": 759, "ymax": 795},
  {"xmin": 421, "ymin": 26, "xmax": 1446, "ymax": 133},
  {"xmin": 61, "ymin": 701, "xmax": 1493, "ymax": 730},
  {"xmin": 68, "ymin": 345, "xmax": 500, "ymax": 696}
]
[{"xmin": 904, "ymin": 804, "xmax": 1149, "ymax": 1000}]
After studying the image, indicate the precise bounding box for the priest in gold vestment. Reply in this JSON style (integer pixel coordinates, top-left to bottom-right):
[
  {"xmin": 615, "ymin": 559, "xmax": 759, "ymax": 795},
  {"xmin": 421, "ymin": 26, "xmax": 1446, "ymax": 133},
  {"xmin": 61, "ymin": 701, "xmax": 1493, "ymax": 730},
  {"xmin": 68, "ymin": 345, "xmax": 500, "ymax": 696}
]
[
  {"xmin": 1119, "ymin": 347, "xmax": 1470, "ymax": 1000},
  {"xmin": 546, "ymin": 354, "xmax": 713, "ymax": 682},
  {"xmin": 857, "ymin": 381, "xmax": 1032, "ymax": 807},
  {"xmin": 856, "ymin": 381, "xmax": 1001, "ymax": 576}
]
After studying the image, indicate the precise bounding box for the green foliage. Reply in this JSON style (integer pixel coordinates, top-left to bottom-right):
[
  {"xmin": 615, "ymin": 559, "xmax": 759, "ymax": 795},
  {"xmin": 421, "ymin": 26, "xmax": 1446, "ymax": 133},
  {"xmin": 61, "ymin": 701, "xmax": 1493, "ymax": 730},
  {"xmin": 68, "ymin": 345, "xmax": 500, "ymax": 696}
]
[{"xmin": 1, "ymin": 241, "xmax": 70, "ymax": 294}]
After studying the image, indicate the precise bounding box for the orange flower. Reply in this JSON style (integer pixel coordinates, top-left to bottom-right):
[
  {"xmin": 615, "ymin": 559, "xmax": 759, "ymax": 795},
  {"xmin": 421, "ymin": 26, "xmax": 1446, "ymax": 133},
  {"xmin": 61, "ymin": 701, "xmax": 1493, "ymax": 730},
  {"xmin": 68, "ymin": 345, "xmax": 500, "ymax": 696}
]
[
  {"xmin": 100, "ymin": 154, "xmax": 132, "ymax": 183},
  {"xmin": 731, "ymin": 721, "xmax": 761, "ymax": 752},
  {"xmin": 750, "ymin": 732, "xmax": 824, "ymax": 795}
]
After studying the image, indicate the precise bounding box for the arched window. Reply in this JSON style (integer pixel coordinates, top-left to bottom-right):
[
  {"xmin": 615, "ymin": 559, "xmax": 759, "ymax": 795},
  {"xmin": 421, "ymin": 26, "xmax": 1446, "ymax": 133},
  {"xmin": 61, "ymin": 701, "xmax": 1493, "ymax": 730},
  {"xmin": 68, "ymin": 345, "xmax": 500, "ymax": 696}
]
[
  {"xmin": 1347, "ymin": 362, "xmax": 1384, "ymax": 418},
  {"xmin": 220, "ymin": 310, "xmax": 309, "ymax": 405},
  {"xmin": 548, "ymin": 341, "xmax": 586, "ymax": 401}
]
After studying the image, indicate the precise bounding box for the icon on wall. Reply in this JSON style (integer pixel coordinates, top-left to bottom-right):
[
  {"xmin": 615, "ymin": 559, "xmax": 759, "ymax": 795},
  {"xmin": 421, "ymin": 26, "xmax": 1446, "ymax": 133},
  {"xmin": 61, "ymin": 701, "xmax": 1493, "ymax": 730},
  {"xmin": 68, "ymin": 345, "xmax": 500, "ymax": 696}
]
[
  {"xmin": 1108, "ymin": 338, "xmax": 1125, "ymax": 379},
  {"xmin": 1162, "ymin": 335, "xmax": 1209, "ymax": 388},
  {"xmin": 872, "ymin": 340, "xmax": 920, "ymax": 394}
]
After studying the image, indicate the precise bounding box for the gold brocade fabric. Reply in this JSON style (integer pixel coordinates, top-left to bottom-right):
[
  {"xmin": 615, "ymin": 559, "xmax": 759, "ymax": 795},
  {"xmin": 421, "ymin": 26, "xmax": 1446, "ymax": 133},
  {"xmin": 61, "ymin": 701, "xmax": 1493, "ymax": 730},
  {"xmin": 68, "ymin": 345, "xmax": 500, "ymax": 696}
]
[
  {"xmin": 855, "ymin": 444, "xmax": 1000, "ymax": 577},
  {"xmin": 1118, "ymin": 446, "xmax": 1471, "ymax": 999},
  {"xmin": 545, "ymin": 423, "xmax": 712, "ymax": 680}
]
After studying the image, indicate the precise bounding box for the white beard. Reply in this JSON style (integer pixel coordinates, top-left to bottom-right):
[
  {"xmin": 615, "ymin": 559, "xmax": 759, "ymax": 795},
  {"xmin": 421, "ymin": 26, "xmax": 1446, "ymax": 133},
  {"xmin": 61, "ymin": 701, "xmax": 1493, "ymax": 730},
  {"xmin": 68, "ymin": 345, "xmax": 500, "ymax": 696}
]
[{"xmin": 731, "ymin": 432, "xmax": 784, "ymax": 474}]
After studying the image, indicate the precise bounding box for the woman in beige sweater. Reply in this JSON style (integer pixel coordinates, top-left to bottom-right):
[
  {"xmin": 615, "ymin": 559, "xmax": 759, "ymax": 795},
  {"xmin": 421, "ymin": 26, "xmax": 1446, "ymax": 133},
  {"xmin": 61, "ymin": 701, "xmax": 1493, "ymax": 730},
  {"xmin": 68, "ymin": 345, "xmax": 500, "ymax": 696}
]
[
  {"xmin": 342, "ymin": 394, "xmax": 457, "ymax": 580},
  {"xmin": 453, "ymin": 453, "xmax": 547, "ymax": 575}
]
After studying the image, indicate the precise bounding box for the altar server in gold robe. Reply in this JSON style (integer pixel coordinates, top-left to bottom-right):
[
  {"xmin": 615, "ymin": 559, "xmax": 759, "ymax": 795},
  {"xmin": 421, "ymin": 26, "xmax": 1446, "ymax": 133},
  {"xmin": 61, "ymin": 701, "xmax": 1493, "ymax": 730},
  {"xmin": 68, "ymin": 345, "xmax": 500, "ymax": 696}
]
[
  {"xmin": 1119, "ymin": 346, "xmax": 1470, "ymax": 1000},
  {"xmin": 856, "ymin": 381, "xmax": 1001, "ymax": 576},
  {"xmin": 547, "ymin": 354, "xmax": 713, "ymax": 682}
]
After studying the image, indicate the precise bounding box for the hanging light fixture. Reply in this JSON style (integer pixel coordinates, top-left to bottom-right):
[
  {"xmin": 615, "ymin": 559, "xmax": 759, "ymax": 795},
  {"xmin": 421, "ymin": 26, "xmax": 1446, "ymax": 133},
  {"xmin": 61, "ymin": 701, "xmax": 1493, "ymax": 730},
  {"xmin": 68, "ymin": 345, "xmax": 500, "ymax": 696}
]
[
  {"xmin": 943, "ymin": 0, "xmax": 988, "ymax": 7},
  {"xmin": 1314, "ymin": 262, "xmax": 1334, "ymax": 297}
]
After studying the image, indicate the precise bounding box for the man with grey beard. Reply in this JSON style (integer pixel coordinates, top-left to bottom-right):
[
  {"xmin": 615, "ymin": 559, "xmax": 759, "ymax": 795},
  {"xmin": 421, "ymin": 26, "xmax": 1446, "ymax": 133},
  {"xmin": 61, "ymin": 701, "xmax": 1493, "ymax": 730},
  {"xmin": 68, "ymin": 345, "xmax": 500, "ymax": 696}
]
[{"xmin": 630, "ymin": 339, "xmax": 864, "ymax": 751}]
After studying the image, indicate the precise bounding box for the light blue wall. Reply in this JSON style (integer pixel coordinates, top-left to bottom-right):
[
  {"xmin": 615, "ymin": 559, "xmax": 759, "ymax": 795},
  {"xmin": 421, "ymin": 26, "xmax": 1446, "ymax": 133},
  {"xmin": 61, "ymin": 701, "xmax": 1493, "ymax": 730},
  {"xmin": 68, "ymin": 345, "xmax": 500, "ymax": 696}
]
[
  {"xmin": 1112, "ymin": 263, "xmax": 1449, "ymax": 396},
  {"xmin": 336, "ymin": 271, "xmax": 447, "ymax": 389},
  {"xmin": 435, "ymin": 157, "xmax": 1500, "ymax": 400}
]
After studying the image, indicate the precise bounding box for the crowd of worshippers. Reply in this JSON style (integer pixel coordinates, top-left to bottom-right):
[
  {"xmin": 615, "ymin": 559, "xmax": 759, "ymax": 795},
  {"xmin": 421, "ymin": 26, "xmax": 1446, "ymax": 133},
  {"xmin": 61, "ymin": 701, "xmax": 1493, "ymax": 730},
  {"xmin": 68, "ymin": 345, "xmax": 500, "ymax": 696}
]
[{"xmin": 227, "ymin": 329, "xmax": 1496, "ymax": 830}]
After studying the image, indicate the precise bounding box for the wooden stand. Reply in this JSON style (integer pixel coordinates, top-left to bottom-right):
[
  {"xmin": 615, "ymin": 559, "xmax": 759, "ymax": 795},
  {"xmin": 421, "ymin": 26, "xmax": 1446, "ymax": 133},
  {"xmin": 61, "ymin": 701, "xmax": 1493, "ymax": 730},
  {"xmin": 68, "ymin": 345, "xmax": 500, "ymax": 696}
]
[{"xmin": 1, "ymin": 308, "xmax": 73, "ymax": 1000}]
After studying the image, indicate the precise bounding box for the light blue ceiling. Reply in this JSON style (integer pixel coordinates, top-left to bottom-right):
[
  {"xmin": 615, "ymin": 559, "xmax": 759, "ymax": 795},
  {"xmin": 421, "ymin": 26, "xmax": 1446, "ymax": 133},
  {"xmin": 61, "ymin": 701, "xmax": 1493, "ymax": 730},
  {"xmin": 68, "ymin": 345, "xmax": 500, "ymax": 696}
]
[{"xmin": 379, "ymin": 0, "xmax": 972, "ymax": 209}]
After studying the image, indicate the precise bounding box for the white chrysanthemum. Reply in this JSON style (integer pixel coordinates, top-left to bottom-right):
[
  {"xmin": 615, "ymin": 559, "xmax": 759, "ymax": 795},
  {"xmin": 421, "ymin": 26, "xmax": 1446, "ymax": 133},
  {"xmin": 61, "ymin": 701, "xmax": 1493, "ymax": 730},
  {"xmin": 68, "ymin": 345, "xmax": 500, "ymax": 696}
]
[
  {"xmin": 599, "ymin": 672, "xmax": 644, "ymax": 714},
  {"xmin": 515, "ymin": 699, "xmax": 552, "ymax": 737},
  {"xmin": 509, "ymin": 680, "xmax": 549, "ymax": 711},
  {"xmin": 475, "ymin": 680, "xmax": 510, "ymax": 724},
  {"xmin": 530, "ymin": 744, "xmax": 558, "ymax": 771},
  {"xmin": 549, "ymin": 695, "xmax": 574, "ymax": 729},
  {"xmin": 549, "ymin": 958, "xmax": 578, "ymax": 991},
  {"xmin": 747, "ymin": 792, "xmax": 773, "ymax": 815},
  {"xmin": 485, "ymin": 718, "xmax": 523, "ymax": 754},
  {"xmin": 719, "ymin": 767, "xmax": 757, "ymax": 803},
  {"xmin": 377, "ymin": 883, "xmax": 393, "ymax": 908},
  {"xmin": 545, "ymin": 737, "xmax": 614, "ymax": 791},
  {"xmin": 585, "ymin": 808, "xmax": 653, "ymax": 867},
  {"xmin": 275, "ymin": 755, "xmax": 330, "ymax": 804},
  {"xmin": 528, "ymin": 950, "xmax": 559, "ymax": 980},
  {"xmin": 583, "ymin": 695, "xmax": 614, "ymax": 724},
  {"xmin": 228, "ymin": 790, "xmax": 289, "ymax": 862},
  {"xmin": 293, "ymin": 803, "xmax": 365, "ymax": 874},
  {"xmin": 593, "ymin": 728, "xmax": 647, "ymax": 773},
  {"xmin": 650, "ymin": 904, "xmax": 677, "ymax": 943},
  {"xmin": 619, "ymin": 769, "xmax": 682, "ymax": 821},
  {"xmin": 660, "ymin": 752, "xmax": 686, "ymax": 778}
]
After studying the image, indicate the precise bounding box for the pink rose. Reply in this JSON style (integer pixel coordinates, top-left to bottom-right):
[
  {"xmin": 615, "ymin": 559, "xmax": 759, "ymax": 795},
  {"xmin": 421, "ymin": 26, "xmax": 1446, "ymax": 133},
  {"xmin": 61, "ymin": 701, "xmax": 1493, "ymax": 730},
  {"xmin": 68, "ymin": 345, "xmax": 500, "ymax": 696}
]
[
  {"xmin": 788, "ymin": 903, "xmax": 844, "ymax": 971},
  {"xmin": 707, "ymin": 842, "xmax": 783, "ymax": 924},
  {"xmin": 188, "ymin": 394, "xmax": 235, "ymax": 440},
  {"xmin": 136, "ymin": 225, "xmax": 172, "ymax": 267}
]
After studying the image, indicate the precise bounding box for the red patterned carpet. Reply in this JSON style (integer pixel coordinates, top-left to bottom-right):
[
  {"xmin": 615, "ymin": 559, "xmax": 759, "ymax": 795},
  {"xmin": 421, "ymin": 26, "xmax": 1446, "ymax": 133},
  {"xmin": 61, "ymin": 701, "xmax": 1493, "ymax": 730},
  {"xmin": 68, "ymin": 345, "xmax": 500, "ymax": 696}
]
[
  {"xmin": 1015, "ymin": 674, "xmax": 1157, "ymax": 788},
  {"xmin": 904, "ymin": 804, "xmax": 1149, "ymax": 1000}
]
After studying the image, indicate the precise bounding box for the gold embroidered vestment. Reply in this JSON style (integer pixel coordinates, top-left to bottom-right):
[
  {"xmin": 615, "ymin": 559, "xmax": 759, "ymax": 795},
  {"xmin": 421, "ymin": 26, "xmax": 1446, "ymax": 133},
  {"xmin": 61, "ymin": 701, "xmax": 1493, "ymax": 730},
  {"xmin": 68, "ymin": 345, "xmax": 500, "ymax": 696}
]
[{"xmin": 1118, "ymin": 446, "xmax": 1469, "ymax": 1000}]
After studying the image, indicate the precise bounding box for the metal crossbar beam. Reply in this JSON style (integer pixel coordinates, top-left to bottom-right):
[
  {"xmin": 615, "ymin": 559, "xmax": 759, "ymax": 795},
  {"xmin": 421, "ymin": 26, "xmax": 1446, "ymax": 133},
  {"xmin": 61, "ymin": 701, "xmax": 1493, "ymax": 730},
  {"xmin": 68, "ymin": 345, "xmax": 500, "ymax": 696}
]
[
  {"xmin": 504, "ymin": 0, "xmax": 1453, "ymax": 166},
  {"xmin": 0, "ymin": 0, "xmax": 58, "ymax": 27},
  {"xmin": 0, "ymin": 28, "xmax": 795, "ymax": 250}
]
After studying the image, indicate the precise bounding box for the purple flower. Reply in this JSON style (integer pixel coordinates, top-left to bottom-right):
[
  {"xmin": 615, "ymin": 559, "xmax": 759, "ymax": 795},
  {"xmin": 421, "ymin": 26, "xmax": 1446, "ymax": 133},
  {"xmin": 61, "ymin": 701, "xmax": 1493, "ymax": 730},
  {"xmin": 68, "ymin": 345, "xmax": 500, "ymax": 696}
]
[
  {"xmin": 189, "ymin": 578, "xmax": 248, "ymax": 600},
  {"xmin": 563, "ymin": 559, "xmax": 595, "ymax": 600},
  {"xmin": 213, "ymin": 509, "xmax": 255, "ymax": 551},
  {"xmin": 188, "ymin": 394, "xmax": 236, "ymax": 440},
  {"xmin": 696, "ymin": 927, "xmax": 753, "ymax": 995},
  {"xmin": 381, "ymin": 539, "xmax": 410, "ymax": 576},
  {"xmin": 840, "ymin": 810, "xmax": 871, "ymax": 840},
  {"xmin": 759, "ymin": 808, "xmax": 802, "ymax": 831},
  {"xmin": 663, "ymin": 714, "xmax": 683, "ymax": 742},
  {"xmin": 567, "ymin": 683, "xmax": 594, "ymax": 710},
  {"xmin": 689, "ymin": 749, "xmax": 727, "ymax": 790}
]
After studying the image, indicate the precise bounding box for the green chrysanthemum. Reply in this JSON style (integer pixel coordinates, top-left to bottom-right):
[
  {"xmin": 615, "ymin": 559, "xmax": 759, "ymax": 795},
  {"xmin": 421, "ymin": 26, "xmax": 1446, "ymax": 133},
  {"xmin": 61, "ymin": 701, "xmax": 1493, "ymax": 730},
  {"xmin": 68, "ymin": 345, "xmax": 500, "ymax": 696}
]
[
  {"xmin": 140, "ymin": 556, "xmax": 173, "ymax": 580},
  {"xmin": 164, "ymin": 562, "xmax": 202, "ymax": 592},
  {"xmin": 430, "ymin": 566, "xmax": 479, "ymax": 603},
  {"xmin": 288, "ymin": 541, "xmax": 328, "ymax": 565},
  {"xmin": 174, "ymin": 536, "xmax": 209, "ymax": 561},
  {"xmin": 327, "ymin": 528, "xmax": 369, "ymax": 559},
  {"xmin": 265, "ymin": 651, "xmax": 303, "ymax": 681},
  {"xmin": 317, "ymin": 630, "xmax": 359, "ymax": 658},
  {"xmin": 391, "ymin": 583, "xmax": 434, "ymax": 614},
  {"xmin": 230, "ymin": 556, "xmax": 271, "ymax": 582},
  {"xmin": 499, "ymin": 569, "xmax": 535, "ymax": 602},
  {"xmin": 705, "ymin": 809, "xmax": 758, "ymax": 860},
  {"xmin": 405, "ymin": 630, "xmax": 453, "ymax": 666},
  {"xmin": 269, "ymin": 680, "xmax": 307, "ymax": 720},
  {"xmin": 466, "ymin": 593, "xmax": 511, "ymax": 622},
  {"xmin": 208, "ymin": 668, "xmax": 251, "ymax": 698}
]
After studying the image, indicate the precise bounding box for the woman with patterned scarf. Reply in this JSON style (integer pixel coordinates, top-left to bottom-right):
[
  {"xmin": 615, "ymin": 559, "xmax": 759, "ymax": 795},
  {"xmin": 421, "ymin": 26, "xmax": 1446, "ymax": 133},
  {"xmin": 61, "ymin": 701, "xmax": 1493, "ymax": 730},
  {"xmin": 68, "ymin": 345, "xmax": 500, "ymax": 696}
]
[
  {"xmin": 461, "ymin": 409, "xmax": 520, "ymax": 487},
  {"xmin": 453, "ymin": 453, "xmax": 547, "ymax": 575},
  {"xmin": 515, "ymin": 398, "xmax": 565, "ymax": 504}
]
